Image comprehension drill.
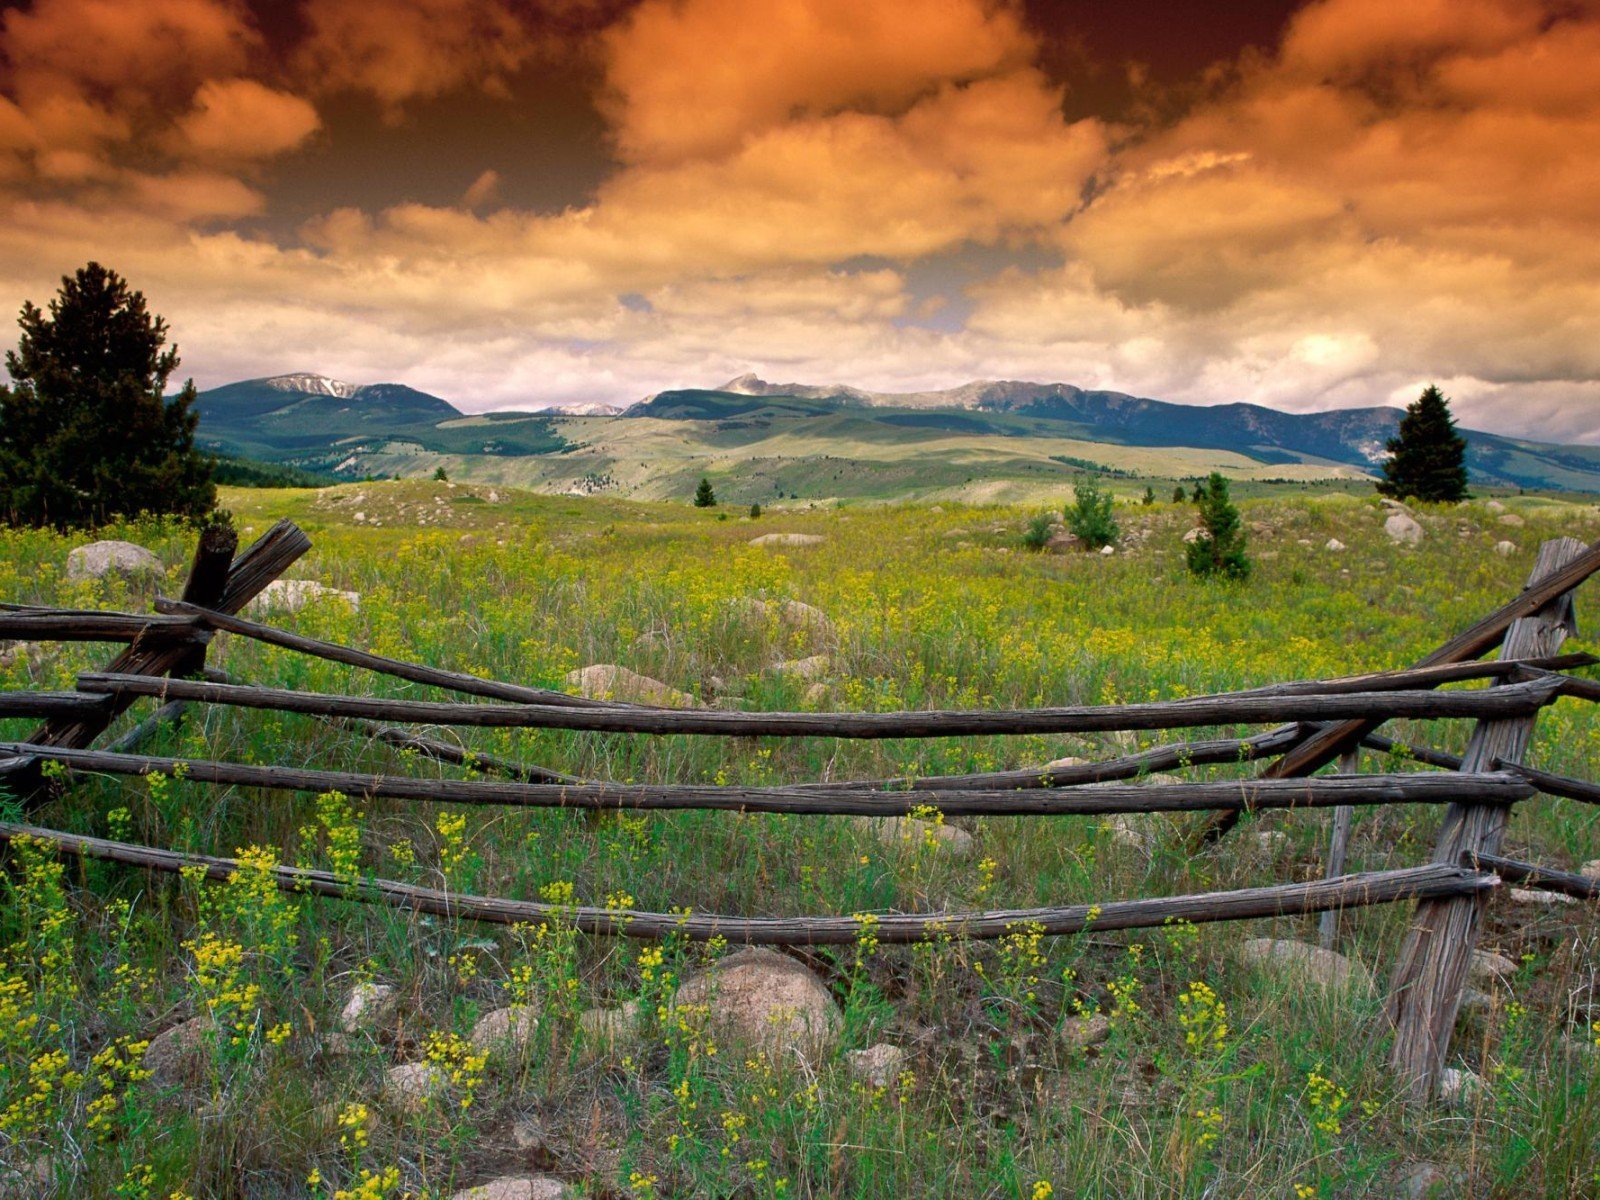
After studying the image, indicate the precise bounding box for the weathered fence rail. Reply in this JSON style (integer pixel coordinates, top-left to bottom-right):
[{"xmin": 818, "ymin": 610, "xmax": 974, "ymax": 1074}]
[{"xmin": 2, "ymin": 518, "xmax": 1599, "ymax": 1104}]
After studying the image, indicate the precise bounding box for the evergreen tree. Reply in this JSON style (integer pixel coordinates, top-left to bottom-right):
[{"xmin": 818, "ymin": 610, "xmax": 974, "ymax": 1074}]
[
  {"xmin": 433, "ymin": 465, "xmax": 448, "ymax": 482},
  {"xmin": 1377, "ymin": 384, "xmax": 1469, "ymax": 502},
  {"xmin": 1191, "ymin": 481, "xmax": 1204, "ymax": 502},
  {"xmin": 1141, "ymin": 485, "xmax": 1156, "ymax": 505},
  {"xmin": 693, "ymin": 477, "xmax": 717, "ymax": 507},
  {"xmin": 1186, "ymin": 472, "xmax": 1250, "ymax": 580},
  {"xmin": 1065, "ymin": 477, "xmax": 1118, "ymax": 549},
  {"xmin": 1172, "ymin": 484, "xmax": 1186, "ymax": 503},
  {"xmin": 0, "ymin": 263, "xmax": 215, "ymax": 529}
]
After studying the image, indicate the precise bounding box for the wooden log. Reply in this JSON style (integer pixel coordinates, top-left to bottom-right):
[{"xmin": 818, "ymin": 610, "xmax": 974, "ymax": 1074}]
[
  {"xmin": 0, "ymin": 611, "xmax": 203, "ymax": 642},
  {"xmin": 72, "ymin": 672, "xmax": 1565, "ymax": 739},
  {"xmin": 0, "ymin": 691, "xmax": 112, "ymax": 718},
  {"xmin": 801, "ymin": 726, "xmax": 1308, "ymax": 792},
  {"xmin": 1388, "ymin": 536, "xmax": 1585, "ymax": 1102},
  {"xmin": 0, "ymin": 818, "xmax": 1497, "ymax": 944},
  {"xmin": 1462, "ymin": 851, "xmax": 1600, "ymax": 900},
  {"xmin": 0, "ymin": 741, "xmax": 1533, "ymax": 817},
  {"xmin": 337, "ymin": 719, "xmax": 582, "ymax": 786},
  {"xmin": 1200, "ymin": 535, "xmax": 1600, "ymax": 842},
  {"xmin": 1358, "ymin": 733, "xmax": 1463, "ymax": 771},
  {"xmin": 156, "ymin": 599, "xmax": 636, "ymax": 710},
  {"xmin": 1357, "ymin": 734, "xmax": 1600, "ymax": 810}
]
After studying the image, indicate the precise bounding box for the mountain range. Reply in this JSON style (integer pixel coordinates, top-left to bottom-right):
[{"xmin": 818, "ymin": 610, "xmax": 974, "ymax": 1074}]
[{"xmin": 188, "ymin": 372, "xmax": 1600, "ymax": 498}]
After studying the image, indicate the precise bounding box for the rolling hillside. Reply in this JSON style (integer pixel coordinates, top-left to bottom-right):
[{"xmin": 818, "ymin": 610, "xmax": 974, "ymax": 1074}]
[{"xmin": 187, "ymin": 372, "xmax": 1600, "ymax": 500}]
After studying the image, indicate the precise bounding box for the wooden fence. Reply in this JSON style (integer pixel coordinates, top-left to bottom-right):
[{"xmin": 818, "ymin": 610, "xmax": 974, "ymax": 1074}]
[{"xmin": 2, "ymin": 519, "xmax": 1600, "ymax": 1102}]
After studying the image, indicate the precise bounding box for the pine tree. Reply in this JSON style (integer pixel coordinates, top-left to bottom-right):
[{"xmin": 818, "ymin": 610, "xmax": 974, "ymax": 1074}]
[
  {"xmin": 1377, "ymin": 385, "xmax": 1469, "ymax": 503},
  {"xmin": 0, "ymin": 263, "xmax": 215, "ymax": 529},
  {"xmin": 1172, "ymin": 484, "xmax": 1186, "ymax": 503},
  {"xmin": 1141, "ymin": 486, "xmax": 1156, "ymax": 505},
  {"xmin": 1186, "ymin": 472, "xmax": 1250, "ymax": 580},
  {"xmin": 1065, "ymin": 477, "xmax": 1118, "ymax": 549},
  {"xmin": 693, "ymin": 477, "xmax": 716, "ymax": 507}
]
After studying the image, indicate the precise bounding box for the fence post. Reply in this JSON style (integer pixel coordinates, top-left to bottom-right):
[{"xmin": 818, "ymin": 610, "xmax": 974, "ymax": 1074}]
[
  {"xmin": 1318, "ymin": 750, "xmax": 1359, "ymax": 949},
  {"xmin": 1386, "ymin": 536, "xmax": 1584, "ymax": 1100}
]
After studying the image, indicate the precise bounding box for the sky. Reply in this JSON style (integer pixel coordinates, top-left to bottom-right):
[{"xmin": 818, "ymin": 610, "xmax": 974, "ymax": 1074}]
[{"xmin": 0, "ymin": 0, "xmax": 1597, "ymax": 441}]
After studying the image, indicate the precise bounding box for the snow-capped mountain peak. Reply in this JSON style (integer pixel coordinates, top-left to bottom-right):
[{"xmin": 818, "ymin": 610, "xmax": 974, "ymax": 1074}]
[{"xmin": 260, "ymin": 372, "xmax": 362, "ymax": 398}]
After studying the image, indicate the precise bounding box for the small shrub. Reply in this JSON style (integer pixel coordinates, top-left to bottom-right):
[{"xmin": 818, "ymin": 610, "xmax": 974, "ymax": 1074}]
[
  {"xmin": 433, "ymin": 466, "xmax": 448, "ymax": 482},
  {"xmin": 749, "ymin": 502, "xmax": 761, "ymax": 519},
  {"xmin": 1021, "ymin": 512, "xmax": 1055, "ymax": 551},
  {"xmin": 1065, "ymin": 478, "xmax": 1118, "ymax": 550},
  {"xmin": 693, "ymin": 478, "xmax": 716, "ymax": 508}
]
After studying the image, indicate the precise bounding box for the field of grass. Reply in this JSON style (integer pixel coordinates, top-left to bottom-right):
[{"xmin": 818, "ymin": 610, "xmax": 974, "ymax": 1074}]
[{"xmin": 2, "ymin": 481, "xmax": 1599, "ymax": 1198}]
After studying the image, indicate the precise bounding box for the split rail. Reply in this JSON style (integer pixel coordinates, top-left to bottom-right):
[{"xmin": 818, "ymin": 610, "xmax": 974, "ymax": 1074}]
[{"xmin": 2, "ymin": 519, "xmax": 1600, "ymax": 1101}]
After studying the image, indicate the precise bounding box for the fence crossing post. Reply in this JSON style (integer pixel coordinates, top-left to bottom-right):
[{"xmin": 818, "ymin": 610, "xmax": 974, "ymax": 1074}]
[
  {"xmin": 15, "ymin": 519, "xmax": 309, "ymax": 811},
  {"xmin": 1386, "ymin": 536, "xmax": 1585, "ymax": 1101},
  {"xmin": 1318, "ymin": 750, "xmax": 1359, "ymax": 949}
]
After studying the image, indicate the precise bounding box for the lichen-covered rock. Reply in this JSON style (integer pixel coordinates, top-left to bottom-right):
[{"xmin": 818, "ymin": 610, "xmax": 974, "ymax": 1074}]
[
  {"xmin": 1494, "ymin": 540, "xmax": 1518, "ymax": 556},
  {"xmin": 66, "ymin": 540, "xmax": 161, "ymax": 582},
  {"xmin": 749, "ymin": 532, "xmax": 825, "ymax": 548},
  {"xmin": 449, "ymin": 1176, "xmax": 570, "ymax": 1200},
  {"xmin": 1060, "ymin": 1013, "xmax": 1111, "ymax": 1049},
  {"xmin": 847, "ymin": 1043, "xmax": 906, "ymax": 1088},
  {"xmin": 1468, "ymin": 950, "xmax": 1517, "ymax": 987},
  {"xmin": 383, "ymin": 1062, "xmax": 447, "ymax": 1112},
  {"xmin": 338, "ymin": 982, "xmax": 397, "ymax": 1034},
  {"xmin": 770, "ymin": 654, "xmax": 831, "ymax": 681},
  {"xmin": 1239, "ymin": 939, "xmax": 1372, "ymax": 991},
  {"xmin": 1384, "ymin": 513, "xmax": 1424, "ymax": 546},
  {"xmin": 144, "ymin": 1017, "xmax": 212, "ymax": 1087},
  {"xmin": 1325, "ymin": 538, "xmax": 1346, "ymax": 551},
  {"xmin": 248, "ymin": 579, "xmax": 361, "ymax": 614},
  {"xmin": 673, "ymin": 949, "xmax": 841, "ymax": 1065},
  {"xmin": 853, "ymin": 815, "xmax": 974, "ymax": 855},
  {"xmin": 564, "ymin": 664, "xmax": 699, "ymax": 708},
  {"xmin": 469, "ymin": 1005, "xmax": 540, "ymax": 1054}
]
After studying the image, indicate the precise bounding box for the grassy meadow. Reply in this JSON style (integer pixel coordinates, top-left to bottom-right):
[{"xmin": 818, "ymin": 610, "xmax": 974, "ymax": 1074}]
[{"xmin": 2, "ymin": 479, "xmax": 1600, "ymax": 1198}]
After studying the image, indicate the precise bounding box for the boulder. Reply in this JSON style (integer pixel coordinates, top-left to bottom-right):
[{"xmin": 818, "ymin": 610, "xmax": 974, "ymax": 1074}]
[
  {"xmin": 1398, "ymin": 1162, "xmax": 1456, "ymax": 1199},
  {"xmin": 1509, "ymin": 887, "xmax": 1576, "ymax": 906},
  {"xmin": 1042, "ymin": 756, "xmax": 1087, "ymax": 773},
  {"xmin": 338, "ymin": 981, "xmax": 397, "ymax": 1033},
  {"xmin": 1099, "ymin": 544, "xmax": 1116, "ymax": 556},
  {"xmin": 672, "ymin": 949, "xmax": 841, "ymax": 1065},
  {"xmin": 1182, "ymin": 528, "xmax": 1204, "ymax": 544},
  {"xmin": 854, "ymin": 815, "xmax": 974, "ymax": 855},
  {"xmin": 1045, "ymin": 531, "xmax": 1081, "ymax": 552},
  {"xmin": 847, "ymin": 1043, "xmax": 906, "ymax": 1088},
  {"xmin": 144, "ymin": 1016, "xmax": 212, "ymax": 1087},
  {"xmin": 801, "ymin": 682, "xmax": 830, "ymax": 707},
  {"xmin": 769, "ymin": 654, "xmax": 831, "ymax": 682},
  {"xmin": 1250, "ymin": 830, "xmax": 1290, "ymax": 853},
  {"xmin": 1485, "ymin": 500, "xmax": 1507, "ymax": 513},
  {"xmin": 1497, "ymin": 513, "xmax": 1526, "ymax": 527},
  {"xmin": 564, "ymin": 664, "xmax": 699, "ymax": 708},
  {"xmin": 1384, "ymin": 513, "xmax": 1424, "ymax": 546},
  {"xmin": 66, "ymin": 540, "xmax": 161, "ymax": 582},
  {"xmin": 725, "ymin": 596, "xmax": 837, "ymax": 647},
  {"xmin": 576, "ymin": 1000, "xmax": 642, "ymax": 1062},
  {"xmin": 450, "ymin": 1177, "xmax": 570, "ymax": 1200},
  {"xmin": 749, "ymin": 533, "xmax": 825, "ymax": 548},
  {"xmin": 248, "ymin": 579, "xmax": 362, "ymax": 614},
  {"xmin": 1493, "ymin": 540, "xmax": 1517, "ymax": 556},
  {"xmin": 1325, "ymin": 538, "xmax": 1346, "ymax": 551},
  {"xmin": 1468, "ymin": 950, "xmax": 1517, "ymax": 987},
  {"xmin": 1581, "ymin": 860, "xmax": 1600, "ymax": 880},
  {"xmin": 1060, "ymin": 1013, "xmax": 1111, "ymax": 1049},
  {"xmin": 383, "ymin": 1061, "xmax": 447, "ymax": 1112},
  {"xmin": 1238, "ymin": 939, "xmax": 1372, "ymax": 991},
  {"xmin": 469, "ymin": 1004, "xmax": 540, "ymax": 1054},
  {"xmin": 1438, "ymin": 1066, "xmax": 1483, "ymax": 1107}
]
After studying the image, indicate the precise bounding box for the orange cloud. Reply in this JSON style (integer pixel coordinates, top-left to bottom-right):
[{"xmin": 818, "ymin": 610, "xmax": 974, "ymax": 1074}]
[
  {"xmin": 176, "ymin": 79, "xmax": 321, "ymax": 161},
  {"xmin": 601, "ymin": 0, "xmax": 1036, "ymax": 163},
  {"xmin": 294, "ymin": 0, "xmax": 539, "ymax": 116}
]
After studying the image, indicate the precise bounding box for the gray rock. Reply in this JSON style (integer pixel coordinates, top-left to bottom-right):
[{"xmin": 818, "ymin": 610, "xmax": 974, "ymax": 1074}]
[
  {"xmin": 854, "ymin": 815, "xmax": 974, "ymax": 855},
  {"xmin": 1468, "ymin": 950, "xmax": 1517, "ymax": 987},
  {"xmin": 1497, "ymin": 513, "xmax": 1525, "ymax": 527},
  {"xmin": 576, "ymin": 1000, "xmax": 642, "ymax": 1061},
  {"xmin": 1439, "ymin": 1066, "xmax": 1483, "ymax": 1107},
  {"xmin": 450, "ymin": 1177, "xmax": 570, "ymax": 1200},
  {"xmin": 338, "ymin": 982, "xmax": 397, "ymax": 1033},
  {"xmin": 248, "ymin": 579, "xmax": 361, "ymax": 614},
  {"xmin": 1099, "ymin": 544, "xmax": 1115, "ymax": 556},
  {"xmin": 1060, "ymin": 1013, "xmax": 1111, "ymax": 1049},
  {"xmin": 1509, "ymin": 887, "xmax": 1576, "ymax": 906},
  {"xmin": 564, "ymin": 664, "xmax": 699, "ymax": 708},
  {"xmin": 1485, "ymin": 500, "xmax": 1507, "ymax": 513},
  {"xmin": 144, "ymin": 1016, "xmax": 212, "ymax": 1087},
  {"xmin": 1384, "ymin": 513, "xmax": 1424, "ymax": 546},
  {"xmin": 1182, "ymin": 527, "xmax": 1204, "ymax": 543},
  {"xmin": 725, "ymin": 596, "xmax": 837, "ymax": 647},
  {"xmin": 802, "ymin": 682, "xmax": 830, "ymax": 707},
  {"xmin": 749, "ymin": 533, "xmax": 825, "ymax": 548},
  {"xmin": 470, "ymin": 1004, "xmax": 540, "ymax": 1054},
  {"xmin": 66, "ymin": 540, "xmax": 160, "ymax": 582},
  {"xmin": 1493, "ymin": 540, "xmax": 1518, "ymax": 556},
  {"xmin": 673, "ymin": 949, "xmax": 841, "ymax": 1065},
  {"xmin": 383, "ymin": 1061, "xmax": 447, "ymax": 1112},
  {"xmin": 1397, "ymin": 1161, "xmax": 1457, "ymax": 1199},
  {"xmin": 1325, "ymin": 538, "xmax": 1346, "ymax": 551},
  {"xmin": 770, "ymin": 654, "xmax": 831, "ymax": 681},
  {"xmin": 1581, "ymin": 859, "xmax": 1600, "ymax": 880},
  {"xmin": 847, "ymin": 1043, "xmax": 906, "ymax": 1088},
  {"xmin": 1238, "ymin": 938, "xmax": 1372, "ymax": 991}
]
